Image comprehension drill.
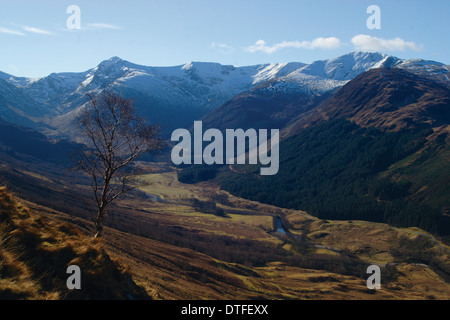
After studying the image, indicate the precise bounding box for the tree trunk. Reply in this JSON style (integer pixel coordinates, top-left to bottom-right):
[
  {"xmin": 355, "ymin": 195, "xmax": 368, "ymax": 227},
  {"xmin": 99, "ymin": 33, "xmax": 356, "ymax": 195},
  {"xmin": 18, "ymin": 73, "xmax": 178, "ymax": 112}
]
[{"xmin": 94, "ymin": 207, "xmax": 106, "ymax": 238}]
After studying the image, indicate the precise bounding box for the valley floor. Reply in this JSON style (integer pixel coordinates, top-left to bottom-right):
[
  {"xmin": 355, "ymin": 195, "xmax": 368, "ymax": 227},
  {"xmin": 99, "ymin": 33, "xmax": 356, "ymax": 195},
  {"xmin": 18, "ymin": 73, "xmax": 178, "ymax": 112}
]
[{"xmin": 14, "ymin": 163, "xmax": 450, "ymax": 300}]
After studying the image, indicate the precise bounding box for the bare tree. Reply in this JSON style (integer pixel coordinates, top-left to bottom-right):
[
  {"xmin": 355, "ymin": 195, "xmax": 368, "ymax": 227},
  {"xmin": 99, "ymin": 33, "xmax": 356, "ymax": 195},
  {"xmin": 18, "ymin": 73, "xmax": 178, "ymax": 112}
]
[{"xmin": 74, "ymin": 91, "xmax": 162, "ymax": 237}]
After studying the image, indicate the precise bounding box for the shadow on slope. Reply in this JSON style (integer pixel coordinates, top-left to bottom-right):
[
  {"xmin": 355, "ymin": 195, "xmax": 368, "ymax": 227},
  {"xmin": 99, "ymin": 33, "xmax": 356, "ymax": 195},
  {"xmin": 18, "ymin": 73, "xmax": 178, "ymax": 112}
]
[{"xmin": 0, "ymin": 186, "xmax": 149, "ymax": 300}]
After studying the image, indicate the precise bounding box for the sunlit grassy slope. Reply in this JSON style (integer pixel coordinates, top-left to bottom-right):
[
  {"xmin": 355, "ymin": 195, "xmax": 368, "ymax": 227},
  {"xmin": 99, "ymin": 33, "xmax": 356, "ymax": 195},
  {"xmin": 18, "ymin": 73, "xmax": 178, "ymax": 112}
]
[
  {"xmin": 130, "ymin": 170, "xmax": 450, "ymax": 299},
  {"xmin": 3, "ymin": 163, "xmax": 450, "ymax": 300},
  {"xmin": 0, "ymin": 186, "xmax": 149, "ymax": 300}
]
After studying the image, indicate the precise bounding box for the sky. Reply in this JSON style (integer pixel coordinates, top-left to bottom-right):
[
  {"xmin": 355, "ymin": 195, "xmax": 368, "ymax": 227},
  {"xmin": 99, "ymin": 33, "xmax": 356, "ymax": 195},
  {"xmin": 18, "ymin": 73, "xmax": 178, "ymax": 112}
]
[{"xmin": 0, "ymin": 0, "xmax": 449, "ymax": 78}]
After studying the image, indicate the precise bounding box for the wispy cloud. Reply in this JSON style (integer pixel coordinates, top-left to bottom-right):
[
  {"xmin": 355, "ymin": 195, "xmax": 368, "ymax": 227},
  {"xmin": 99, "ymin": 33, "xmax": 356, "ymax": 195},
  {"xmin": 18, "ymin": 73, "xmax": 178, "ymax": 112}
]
[
  {"xmin": 86, "ymin": 23, "xmax": 122, "ymax": 30},
  {"xmin": 211, "ymin": 42, "xmax": 235, "ymax": 53},
  {"xmin": 245, "ymin": 37, "xmax": 341, "ymax": 54},
  {"xmin": 352, "ymin": 34, "xmax": 423, "ymax": 52},
  {"xmin": 21, "ymin": 25, "xmax": 54, "ymax": 35},
  {"xmin": 0, "ymin": 27, "xmax": 25, "ymax": 36}
]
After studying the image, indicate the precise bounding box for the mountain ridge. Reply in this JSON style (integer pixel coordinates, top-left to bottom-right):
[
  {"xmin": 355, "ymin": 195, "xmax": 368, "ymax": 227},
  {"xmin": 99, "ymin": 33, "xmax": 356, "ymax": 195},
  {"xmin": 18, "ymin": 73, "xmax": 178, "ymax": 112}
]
[
  {"xmin": 0, "ymin": 51, "xmax": 448, "ymax": 138},
  {"xmin": 283, "ymin": 67, "xmax": 450, "ymax": 137}
]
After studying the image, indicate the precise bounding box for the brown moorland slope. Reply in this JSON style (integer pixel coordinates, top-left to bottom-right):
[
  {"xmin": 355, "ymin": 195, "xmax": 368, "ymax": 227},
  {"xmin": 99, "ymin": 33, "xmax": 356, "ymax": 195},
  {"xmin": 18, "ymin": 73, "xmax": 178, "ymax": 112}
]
[
  {"xmin": 284, "ymin": 68, "xmax": 450, "ymax": 136},
  {"xmin": 1, "ymin": 137, "xmax": 449, "ymax": 300},
  {"xmin": 18, "ymin": 173, "xmax": 450, "ymax": 300},
  {"xmin": 0, "ymin": 186, "xmax": 149, "ymax": 300}
]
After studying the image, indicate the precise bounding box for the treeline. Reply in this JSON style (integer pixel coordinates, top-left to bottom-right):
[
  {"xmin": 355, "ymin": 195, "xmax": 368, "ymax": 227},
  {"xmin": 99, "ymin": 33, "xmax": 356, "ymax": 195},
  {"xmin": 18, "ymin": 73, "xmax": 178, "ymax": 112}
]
[
  {"xmin": 180, "ymin": 119, "xmax": 449, "ymax": 236},
  {"xmin": 178, "ymin": 165, "xmax": 219, "ymax": 184},
  {"xmin": 188, "ymin": 198, "xmax": 227, "ymax": 217}
]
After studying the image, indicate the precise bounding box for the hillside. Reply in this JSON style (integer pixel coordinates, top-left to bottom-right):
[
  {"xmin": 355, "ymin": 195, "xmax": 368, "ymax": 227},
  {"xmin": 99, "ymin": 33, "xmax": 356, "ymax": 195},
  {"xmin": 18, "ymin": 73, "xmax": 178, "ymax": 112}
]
[
  {"xmin": 1, "ymin": 51, "xmax": 449, "ymax": 300},
  {"xmin": 284, "ymin": 68, "xmax": 450, "ymax": 136},
  {"xmin": 0, "ymin": 78, "xmax": 50, "ymax": 130},
  {"xmin": 0, "ymin": 58, "xmax": 306, "ymax": 137},
  {"xmin": 1, "ymin": 52, "xmax": 447, "ymax": 139},
  {"xmin": 215, "ymin": 119, "xmax": 449, "ymax": 234},
  {"xmin": 184, "ymin": 67, "xmax": 450, "ymax": 240},
  {"xmin": 0, "ymin": 186, "xmax": 149, "ymax": 300},
  {"xmin": 199, "ymin": 79, "xmax": 334, "ymax": 132},
  {"xmin": 200, "ymin": 53, "xmax": 449, "ymax": 133},
  {"xmin": 2, "ymin": 143, "xmax": 449, "ymax": 300},
  {"xmin": 15, "ymin": 170, "xmax": 450, "ymax": 300},
  {"xmin": 0, "ymin": 119, "xmax": 79, "ymax": 163}
]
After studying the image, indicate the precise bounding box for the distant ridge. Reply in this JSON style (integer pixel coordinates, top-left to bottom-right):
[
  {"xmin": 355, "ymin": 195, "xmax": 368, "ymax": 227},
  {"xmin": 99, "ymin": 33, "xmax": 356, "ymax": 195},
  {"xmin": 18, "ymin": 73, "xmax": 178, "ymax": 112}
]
[{"xmin": 0, "ymin": 51, "xmax": 448, "ymax": 138}]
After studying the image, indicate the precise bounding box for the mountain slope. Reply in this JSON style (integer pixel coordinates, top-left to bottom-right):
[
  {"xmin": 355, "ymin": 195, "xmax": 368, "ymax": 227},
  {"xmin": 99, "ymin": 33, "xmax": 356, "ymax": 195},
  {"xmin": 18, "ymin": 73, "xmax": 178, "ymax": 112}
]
[
  {"xmin": 9, "ymin": 58, "xmax": 306, "ymax": 136},
  {"xmin": 215, "ymin": 119, "xmax": 450, "ymax": 236},
  {"xmin": 0, "ymin": 119, "xmax": 79, "ymax": 163},
  {"xmin": 199, "ymin": 81, "xmax": 334, "ymax": 131},
  {"xmin": 2, "ymin": 51, "xmax": 448, "ymax": 138},
  {"xmin": 0, "ymin": 186, "xmax": 149, "ymax": 299},
  {"xmin": 0, "ymin": 79, "xmax": 51, "ymax": 130},
  {"xmin": 200, "ymin": 52, "xmax": 449, "ymax": 132},
  {"xmin": 182, "ymin": 67, "xmax": 450, "ymax": 237},
  {"xmin": 284, "ymin": 68, "xmax": 450, "ymax": 136},
  {"xmin": 200, "ymin": 52, "xmax": 393, "ymax": 131}
]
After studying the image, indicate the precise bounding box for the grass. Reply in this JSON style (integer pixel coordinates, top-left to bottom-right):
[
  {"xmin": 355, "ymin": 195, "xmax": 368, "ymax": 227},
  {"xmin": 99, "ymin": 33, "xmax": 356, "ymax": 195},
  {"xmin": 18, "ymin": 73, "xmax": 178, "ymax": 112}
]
[
  {"xmin": 287, "ymin": 214, "xmax": 450, "ymax": 264},
  {"xmin": 121, "ymin": 170, "xmax": 450, "ymax": 299},
  {"xmin": 137, "ymin": 171, "xmax": 200, "ymax": 200},
  {"xmin": 228, "ymin": 214, "xmax": 274, "ymax": 231},
  {"xmin": 0, "ymin": 186, "xmax": 149, "ymax": 300},
  {"xmin": 131, "ymin": 171, "xmax": 284, "ymax": 244},
  {"xmin": 4, "ymin": 160, "xmax": 450, "ymax": 300}
]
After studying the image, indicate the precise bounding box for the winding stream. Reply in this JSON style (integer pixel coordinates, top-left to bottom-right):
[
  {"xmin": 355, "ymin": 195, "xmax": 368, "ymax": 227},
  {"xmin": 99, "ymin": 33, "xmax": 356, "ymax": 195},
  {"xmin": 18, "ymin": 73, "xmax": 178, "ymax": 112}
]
[{"xmin": 275, "ymin": 216, "xmax": 286, "ymax": 234}]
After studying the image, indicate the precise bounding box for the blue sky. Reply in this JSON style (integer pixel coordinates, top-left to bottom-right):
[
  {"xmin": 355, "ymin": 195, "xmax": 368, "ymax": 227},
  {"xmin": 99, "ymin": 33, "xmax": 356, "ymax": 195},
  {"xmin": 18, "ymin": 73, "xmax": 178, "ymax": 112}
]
[{"xmin": 1, "ymin": 0, "xmax": 449, "ymax": 78}]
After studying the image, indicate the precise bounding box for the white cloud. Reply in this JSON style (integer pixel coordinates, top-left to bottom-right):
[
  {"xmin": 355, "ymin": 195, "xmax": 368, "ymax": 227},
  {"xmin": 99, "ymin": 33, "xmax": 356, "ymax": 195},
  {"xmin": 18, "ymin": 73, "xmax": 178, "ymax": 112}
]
[
  {"xmin": 308, "ymin": 37, "xmax": 342, "ymax": 49},
  {"xmin": 352, "ymin": 34, "xmax": 423, "ymax": 52},
  {"xmin": 21, "ymin": 25, "xmax": 54, "ymax": 35},
  {"xmin": 245, "ymin": 37, "xmax": 341, "ymax": 54},
  {"xmin": 0, "ymin": 27, "xmax": 25, "ymax": 36},
  {"xmin": 87, "ymin": 23, "xmax": 122, "ymax": 30}
]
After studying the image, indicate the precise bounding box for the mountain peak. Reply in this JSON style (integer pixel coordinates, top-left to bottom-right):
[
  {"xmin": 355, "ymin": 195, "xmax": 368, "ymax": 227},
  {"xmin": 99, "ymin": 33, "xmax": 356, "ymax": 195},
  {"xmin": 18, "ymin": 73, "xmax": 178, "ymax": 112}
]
[
  {"xmin": 328, "ymin": 51, "xmax": 393, "ymax": 65},
  {"xmin": 294, "ymin": 51, "xmax": 399, "ymax": 81},
  {"xmin": 1, "ymin": 51, "xmax": 448, "ymax": 138},
  {"xmin": 97, "ymin": 56, "xmax": 127, "ymax": 69},
  {"xmin": 107, "ymin": 56, "xmax": 125, "ymax": 63},
  {"xmin": 93, "ymin": 56, "xmax": 132, "ymax": 78},
  {"xmin": 349, "ymin": 50, "xmax": 389, "ymax": 58}
]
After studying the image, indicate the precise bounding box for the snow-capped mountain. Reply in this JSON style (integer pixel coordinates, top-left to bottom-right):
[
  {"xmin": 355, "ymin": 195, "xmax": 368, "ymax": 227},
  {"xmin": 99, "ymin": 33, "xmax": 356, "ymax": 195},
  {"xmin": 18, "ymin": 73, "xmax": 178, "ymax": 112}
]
[
  {"xmin": 22, "ymin": 57, "xmax": 305, "ymax": 113},
  {"xmin": 7, "ymin": 57, "xmax": 308, "ymax": 136},
  {"xmin": 0, "ymin": 51, "xmax": 448, "ymax": 138},
  {"xmin": 0, "ymin": 77, "xmax": 53, "ymax": 130},
  {"xmin": 199, "ymin": 52, "xmax": 450, "ymax": 132},
  {"xmin": 283, "ymin": 67, "xmax": 450, "ymax": 137},
  {"xmin": 255, "ymin": 52, "xmax": 449, "ymax": 96}
]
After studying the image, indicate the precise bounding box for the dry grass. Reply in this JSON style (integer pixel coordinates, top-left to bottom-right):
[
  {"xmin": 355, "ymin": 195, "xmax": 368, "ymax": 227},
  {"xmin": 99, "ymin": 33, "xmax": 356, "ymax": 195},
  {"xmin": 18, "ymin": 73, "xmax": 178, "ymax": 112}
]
[
  {"xmin": 0, "ymin": 186, "xmax": 149, "ymax": 300},
  {"xmin": 284, "ymin": 212, "xmax": 450, "ymax": 299},
  {"xmin": 4, "ymin": 164, "xmax": 450, "ymax": 300}
]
